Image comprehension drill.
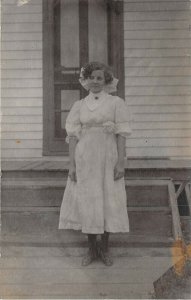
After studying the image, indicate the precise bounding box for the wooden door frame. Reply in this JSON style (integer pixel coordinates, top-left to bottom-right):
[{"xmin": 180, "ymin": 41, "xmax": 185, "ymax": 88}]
[{"xmin": 43, "ymin": 0, "xmax": 125, "ymax": 156}]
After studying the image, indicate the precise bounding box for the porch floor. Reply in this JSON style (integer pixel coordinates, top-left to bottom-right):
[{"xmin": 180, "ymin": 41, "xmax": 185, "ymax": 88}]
[{"xmin": 0, "ymin": 245, "xmax": 180, "ymax": 299}]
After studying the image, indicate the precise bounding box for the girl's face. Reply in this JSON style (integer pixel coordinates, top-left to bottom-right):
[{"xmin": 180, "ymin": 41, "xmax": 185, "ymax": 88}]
[{"xmin": 87, "ymin": 70, "xmax": 105, "ymax": 94}]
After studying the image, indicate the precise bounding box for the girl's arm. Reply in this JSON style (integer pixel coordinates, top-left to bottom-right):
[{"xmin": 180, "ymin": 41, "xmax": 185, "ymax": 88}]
[
  {"xmin": 68, "ymin": 137, "xmax": 78, "ymax": 182},
  {"xmin": 114, "ymin": 135, "xmax": 126, "ymax": 180}
]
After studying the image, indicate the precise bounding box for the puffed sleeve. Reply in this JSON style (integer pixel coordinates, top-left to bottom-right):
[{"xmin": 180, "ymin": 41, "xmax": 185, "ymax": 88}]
[
  {"xmin": 65, "ymin": 100, "xmax": 82, "ymax": 141},
  {"xmin": 114, "ymin": 97, "xmax": 132, "ymax": 137}
]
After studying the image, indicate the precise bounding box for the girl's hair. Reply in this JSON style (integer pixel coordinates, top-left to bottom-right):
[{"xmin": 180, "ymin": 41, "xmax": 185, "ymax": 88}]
[{"xmin": 81, "ymin": 62, "xmax": 113, "ymax": 84}]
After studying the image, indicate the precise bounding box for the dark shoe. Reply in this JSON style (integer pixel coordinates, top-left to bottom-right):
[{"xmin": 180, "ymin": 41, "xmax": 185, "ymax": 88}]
[
  {"xmin": 98, "ymin": 246, "xmax": 113, "ymax": 266},
  {"xmin": 81, "ymin": 248, "xmax": 97, "ymax": 266}
]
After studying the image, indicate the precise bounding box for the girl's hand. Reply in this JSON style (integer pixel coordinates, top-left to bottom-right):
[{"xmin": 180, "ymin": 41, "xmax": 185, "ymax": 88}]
[
  {"xmin": 114, "ymin": 160, "xmax": 125, "ymax": 181},
  {"xmin": 69, "ymin": 164, "xmax": 77, "ymax": 182}
]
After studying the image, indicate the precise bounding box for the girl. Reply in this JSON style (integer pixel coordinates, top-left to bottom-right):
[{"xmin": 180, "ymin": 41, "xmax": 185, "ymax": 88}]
[{"xmin": 59, "ymin": 62, "xmax": 132, "ymax": 266}]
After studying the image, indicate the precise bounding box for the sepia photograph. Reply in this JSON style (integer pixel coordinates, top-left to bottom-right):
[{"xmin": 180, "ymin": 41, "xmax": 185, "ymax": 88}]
[{"xmin": 1, "ymin": 0, "xmax": 191, "ymax": 298}]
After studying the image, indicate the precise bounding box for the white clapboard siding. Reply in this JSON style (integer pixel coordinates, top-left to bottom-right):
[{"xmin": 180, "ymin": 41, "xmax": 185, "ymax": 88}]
[
  {"xmin": 2, "ymin": 116, "xmax": 42, "ymax": 124},
  {"xmin": 129, "ymin": 105, "xmax": 191, "ymax": 114},
  {"xmin": 1, "ymin": 51, "xmax": 42, "ymax": 60},
  {"xmin": 2, "ymin": 0, "xmax": 40, "ymax": 4},
  {"xmin": 131, "ymin": 129, "xmax": 191, "ymax": 138},
  {"xmin": 124, "ymin": 20, "xmax": 189, "ymax": 30},
  {"xmin": 2, "ymin": 124, "xmax": 42, "ymax": 132},
  {"xmin": 1, "ymin": 98, "xmax": 42, "ymax": 107},
  {"xmin": 1, "ymin": 0, "xmax": 43, "ymax": 159},
  {"xmin": 124, "ymin": 1, "xmax": 191, "ymax": 158},
  {"xmin": 125, "ymin": 67, "xmax": 191, "ymax": 77},
  {"xmin": 2, "ymin": 79, "xmax": 42, "ymax": 88},
  {"xmin": 2, "ymin": 14, "xmax": 42, "ymax": 24},
  {"xmin": 2, "ymin": 33, "xmax": 42, "ymax": 41},
  {"xmin": 2, "ymin": 69, "xmax": 42, "ymax": 79},
  {"xmin": 132, "ymin": 114, "xmax": 191, "ymax": 122},
  {"xmin": 2, "ymin": 41, "xmax": 42, "ymax": 51},
  {"xmin": 2, "ymin": 132, "xmax": 43, "ymax": 140},
  {"xmin": 2, "ymin": 107, "xmax": 42, "ymax": 116},
  {"xmin": 2, "ymin": 23, "xmax": 42, "ymax": 33},
  {"xmin": 126, "ymin": 147, "xmax": 191, "ymax": 158},
  {"xmin": 132, "ymin": 122, "xmax": 191, "ymax": 130},
  {"xmin": 1, "ymin": 140, "xmax": 42, "ymax": 149},
  {"xmin": 1, "ymin": 149, "xmax": 43, "ymax": 159},
  {"xmin": 126, "ymin": 77, "xmax": 191, "ymax": 86},
  {"xmin": 2, "ymin": 4, "xmax": 42, "ymax": 14},
  {"xmin": 127, "ymin": 138, "xmax": 191, "ymax": 148},
  {"xmin": 2, "ymin": 60, "xmax": 42, "ymax": 70},
  {"xmin": 127, "ymin": 96, "xmax": 191, "ymax": 106},
  {"xmin": 125, "ymin": 48, "xmax": 191, "ymax": 58}
]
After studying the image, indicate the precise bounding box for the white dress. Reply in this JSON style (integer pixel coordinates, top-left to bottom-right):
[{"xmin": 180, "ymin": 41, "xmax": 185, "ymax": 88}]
[{"xmin": 59, "ymin": 91, "xmax": 132, "ymax": 234}]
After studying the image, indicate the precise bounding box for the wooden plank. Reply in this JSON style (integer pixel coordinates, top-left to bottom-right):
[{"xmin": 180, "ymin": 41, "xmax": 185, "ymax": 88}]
[
  {"xmin": 127, "ymin": 138, "xmax": 191, "ymax": 148},
  {"xmin": 124, "ymin": 20, "xmax": 189, "ymax": 30},
  {"xmin": 126, "ymin": 96, "xmax": 191, "ymax": 106},
  {"xmin": 2, "ymin": 116, "xmax": 42, "ymax": 124},
  {"xmin": 132, "ymin": 122, "xmax": 191, "ymax": 130},
  {"xmin": 124, "ymin": 48, "xmax": 191, "ymax": 58},
  {"xmin": 1, "ymin": 149, "xmax": 42, "ymax": 158},
  {"xmin": 0, "ymin": 283, "xmax": 153, "ymax": 299},
  {"xmin": 2, "ymin": 69, "xmax": 42, "ymax": 79},
  {"xmin": 1, "ymin": 206, "xmax": 171, "ymax": 213},
  {"xmin": 125, "ymin": 67, "xmax": 191, "ymax": 77},
  {"xmin": 124, "ymin": 39, "xmax": 191, "ymax": 49},
  {"xmin": 2, "ymin": 78, "xmax": 42, "ymax": 89},
  {"xmin": 125, "ymin": 86, "xmax": 191, "ymax": 96},
  {"xmin": 124, "ymin": 11, "xmax": 191, "ymax": 21},
  {"xmin": 126, "ymin": 147, "xmax": 191, "ymax": 157},
  {"xmin": 2, "ymin": 22, "xmax": 42, "ymax": 33},
  {"xmin": 1, "ymin": 140, "xmax": 42, "ymax": 149},
  {"xmin": 2, "ymin": 60, "xmax": 42, "ymax": 69},
  {"xmin": 185, "ymin": 184, "xmax": 191, "ymax": 216},
  {"xmin": 131, "ymin": 114, "xmax": 191, "ymax": 122},
  {"xmin": 129, "ymin": 105, "xmax": 191, "ymax": 113},
  {"xmin": 167, "ymin": 181, "xmax": 183, "ymax": 239},
  {"xmin": 125, "ymin": 77, "xmax": 191, "ymax": 86},
  {"xmin": 1, "ymin": 98, "xmax": 42, "ymax": 107},
  {"xmin": 126, "ymin": 179, "xmax": 172, "ymax": 186},
  {"xmin": 2, "ymin": 107, "xmax": 42, "ymax": 115},
  {"xmin": 2, "ymin": 13, "xmax": 42, "ymax": 23},
  {"xmin": 1, "ymin": 210, "xmax": 172, "ymax": 237},
  {"xmin": 124, "ymin": 2, "xmax": 190, "ymax": 12},
  {"xmin": 2, "ymin": 50, "xmax": 42, "ymax": 60},
  {"xmin": 2, "ymin": 89, "xmax": 42, "ymax": 98},
  {"xmin": 125, "ymin": 57, "xmax": 191, "ymax": 67},
  {"xmin": 2, "ymin": 79, "xmax": 42, "ymax": 88},
  {"xmin": 1, "ymin": 132, "xmax": 42, "ymax": 139},
  {"xmin": 2, "ymin": 32, "xmax": 42, "ymax": 41},
  {"xmin": 2, "ymin": 0, "xmax": 40, "ymax": 4},
  {"xmin": 0, "ymin": 245, "xmax": 173, "ymax": 258},
  {"xmin": 1, "ymin": 123, "xmax": 42, "ymax": 132},
  {"xmin": 128, "ymin": 129, "xmax": 191, "ymax": 138},
  {"xmin": 124, "ymin": 30, "xmax": 191, "ymax": 39},
  {"xmin": 2, "ymin": 4, "xmax": 42, "ymax": 14},
  {"xmin": 0, "ymin": 256, "xmax": 174, "ymax": 270},
  {"xmin": 124, "ymin": 0, "xmax": 190, "ymax": 2},
  {"xmin": 2, "ymin": 41, "xmax": 42, "ymax": 50},
  {"xmin": 0, "ymin": 268, "xmax": 157, "ymax": 284}
]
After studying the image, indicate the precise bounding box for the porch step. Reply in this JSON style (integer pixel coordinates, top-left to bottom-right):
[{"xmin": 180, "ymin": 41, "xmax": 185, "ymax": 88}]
[
  {"xmin": 1, "ymin": 177, "xmax": 182, "ymax": 246},
  {"xmin": 0, "ymin": 246, "xmax": 180, "ymax": 299}
]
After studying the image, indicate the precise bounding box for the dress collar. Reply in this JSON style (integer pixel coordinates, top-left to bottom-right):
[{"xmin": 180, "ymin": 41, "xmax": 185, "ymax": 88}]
[{"xmin": 85, "ymin": 91, "xmax": 108, "ymax": 111}]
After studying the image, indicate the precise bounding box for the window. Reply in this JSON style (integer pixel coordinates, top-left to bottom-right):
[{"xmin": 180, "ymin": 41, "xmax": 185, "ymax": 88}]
[{"xmin": 43, "ymin": 0, "xmax": 124, "ymax": 155}]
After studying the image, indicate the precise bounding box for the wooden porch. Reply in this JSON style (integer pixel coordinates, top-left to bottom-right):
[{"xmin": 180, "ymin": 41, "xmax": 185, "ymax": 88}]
[{"xmin": 1, "ymin": 159, "xmax": 191, "ymax": 298}]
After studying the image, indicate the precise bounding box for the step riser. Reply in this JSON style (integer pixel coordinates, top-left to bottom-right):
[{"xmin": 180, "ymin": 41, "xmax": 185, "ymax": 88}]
[
  {"xmin": 1, "ymin": 211, "xmax": 172, "ymax": 237},
  {"xmin": 2, "ymin": 185, "xmax": 170, "ymax": 207}
]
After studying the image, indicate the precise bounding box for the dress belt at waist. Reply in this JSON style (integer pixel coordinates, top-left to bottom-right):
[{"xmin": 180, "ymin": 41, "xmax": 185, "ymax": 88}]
[
  {"xmin": 82, "ymin": 124, "xmax": 103, "ymax": 129},
  {"xmin": 82, "ymin": 122, "xmax": 116, "ymax": 134}
]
